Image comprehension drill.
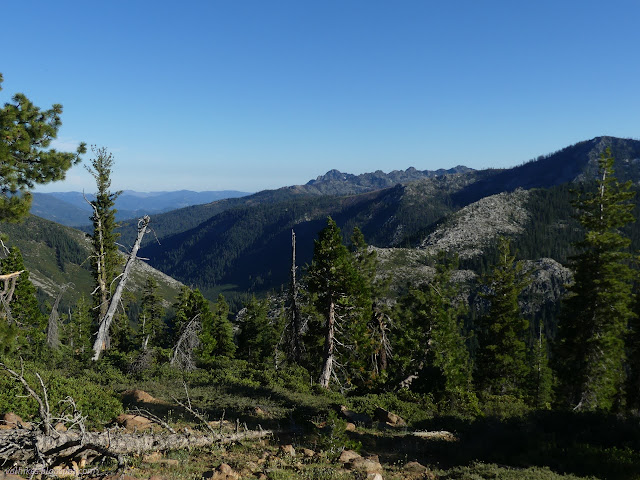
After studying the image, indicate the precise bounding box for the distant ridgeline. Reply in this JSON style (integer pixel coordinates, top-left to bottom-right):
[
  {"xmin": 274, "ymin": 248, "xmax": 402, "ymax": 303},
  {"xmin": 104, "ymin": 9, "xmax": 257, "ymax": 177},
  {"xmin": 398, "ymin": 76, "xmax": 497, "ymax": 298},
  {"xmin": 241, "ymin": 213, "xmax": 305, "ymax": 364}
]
[
  {"xmin": 115, "ymin": 137, "xmax": 640, "ymax": 297},
  {"xmin": 30, "ymin": 190, "xmax": 251, "ymax": 227}
]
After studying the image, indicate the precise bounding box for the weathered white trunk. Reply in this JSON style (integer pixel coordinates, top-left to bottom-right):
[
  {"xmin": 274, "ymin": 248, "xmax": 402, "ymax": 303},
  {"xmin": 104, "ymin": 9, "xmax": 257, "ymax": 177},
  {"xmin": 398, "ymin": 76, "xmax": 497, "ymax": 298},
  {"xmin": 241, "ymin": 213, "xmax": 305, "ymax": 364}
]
[
  {"xmin": 0, "ymin": 428, "xmax": 272, "ymax": 465},
  {"xmin": 289, "ymin": 229, "xmax": 303, "ymax": 362},
  {"xmin": 92, "ymin": 216, "xmax": 150, "ymax": 361},
  {"xmin": 319, "ymin": 299, "xmax": 336, "ymax": 388}
]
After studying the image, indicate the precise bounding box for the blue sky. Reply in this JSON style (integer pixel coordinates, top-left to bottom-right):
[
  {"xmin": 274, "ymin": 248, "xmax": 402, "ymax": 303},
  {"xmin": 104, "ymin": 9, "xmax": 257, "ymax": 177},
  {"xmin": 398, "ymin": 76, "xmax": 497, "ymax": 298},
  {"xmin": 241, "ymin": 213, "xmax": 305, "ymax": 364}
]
[{"xmin": 3, "ymin": 0, "xmax": 639, "ymax": 193}]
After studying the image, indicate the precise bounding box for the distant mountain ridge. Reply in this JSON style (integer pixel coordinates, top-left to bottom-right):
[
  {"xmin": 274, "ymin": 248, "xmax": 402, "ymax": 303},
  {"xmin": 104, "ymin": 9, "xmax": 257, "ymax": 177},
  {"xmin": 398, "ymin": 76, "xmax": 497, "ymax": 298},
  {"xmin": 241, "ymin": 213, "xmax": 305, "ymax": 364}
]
[
  {"xmin": 301, "ymin": 165, "xmax": 474, "ymax": 195},
  {"xmin": 30, "ymin": 189, "xmax": 252, "ymax": 226},
  {"xmin": 128, "ymin": 136, "xmax": 640, "ymax": 300}
]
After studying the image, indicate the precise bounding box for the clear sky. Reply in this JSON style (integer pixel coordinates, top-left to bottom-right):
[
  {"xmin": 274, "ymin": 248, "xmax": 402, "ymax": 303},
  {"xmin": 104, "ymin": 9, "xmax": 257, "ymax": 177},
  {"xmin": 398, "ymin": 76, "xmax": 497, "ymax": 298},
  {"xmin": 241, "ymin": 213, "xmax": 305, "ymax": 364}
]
[{"xmin": 3, "ymin": 0, "xmax": 639, "ymax": 193}]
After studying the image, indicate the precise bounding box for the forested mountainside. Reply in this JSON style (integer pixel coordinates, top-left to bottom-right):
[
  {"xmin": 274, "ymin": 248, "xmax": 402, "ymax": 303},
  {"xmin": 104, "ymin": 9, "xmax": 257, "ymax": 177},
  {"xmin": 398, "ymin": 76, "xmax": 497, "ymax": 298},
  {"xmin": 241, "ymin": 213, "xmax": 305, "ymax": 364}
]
[
  {"xmin": 0, "ymin": 215, "xmax": 182, "ymax": 315},
  {"xmin": 117, "ymin": 166, "xmax": 481, "ymax": 247},
  {"xmin": 133, "ymin": 136, "xmax": 640, "ymax": 301}
]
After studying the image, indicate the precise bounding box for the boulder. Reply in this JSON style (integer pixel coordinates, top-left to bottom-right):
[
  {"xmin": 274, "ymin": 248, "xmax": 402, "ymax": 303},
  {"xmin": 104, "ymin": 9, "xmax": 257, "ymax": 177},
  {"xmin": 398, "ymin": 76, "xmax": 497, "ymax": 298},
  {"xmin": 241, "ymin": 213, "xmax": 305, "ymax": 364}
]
[
  {"xmin": 205, "ymin": 463, "xmax": 240, "ymax": 480},
  {"xmin": 345, "ymin": 422, "xmax": 356, "ymax": 432},
  {"xmin": 348, "ymin": 457, "xmax": 382, "ymax": 473},
  {"xmin": 115, "ymin": 413, "xmax": 153, "ymax": 431},
  {"xmin": 374, "ymin": 406, "xmax": 406, "ymax": 426},
  {"xmin": 301, "ymin": 448, "xmax": 315, "ymax": 457},
  {"xmin": 338, "ymin": 449, "xmax": 361, "ymax": 463},
  {"xmin": 404, "ymin": 461, "xmax": 427, "ymax": 473},
  {"xmin": 279, "ymin": 444, "xmax": 296, "ymax": 456},
  {"xmin": 121, "ymin": 389, "xmax": 158, "ymax": 404},
  {"xmin": 339, "ymin": 405, "xmax": 373, "ymax": 426},
  {"xmin": 1, "ymin": 413, "xmax": 23, "ymax": 429},
  {"xmin": 142, "ymin": 451, "xmax": 163, "ymax": 463},
  {"xmin": 54, "ymin": 422, "xmax": 68, "ymax": 432}
]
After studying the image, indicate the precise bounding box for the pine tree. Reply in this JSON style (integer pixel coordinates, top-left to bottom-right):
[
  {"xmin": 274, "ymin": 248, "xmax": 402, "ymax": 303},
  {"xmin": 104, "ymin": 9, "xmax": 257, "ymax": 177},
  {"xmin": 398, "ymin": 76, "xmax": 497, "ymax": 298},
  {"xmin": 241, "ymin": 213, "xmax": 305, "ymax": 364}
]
[
  {"xmin": 138, "ymin": 277, "xmax": 165, "ymax": 350},
  {"xmin": 394, "ymin": 253, "xmax": 471, "ymax": 396},
  {"xmin": 556, "ymin": 148, "xmax": 636, "ymax": 411},
  {"xmin": 86, "ymin": 147, "xmax": 122, "ymax": 324},
  {"xmin": 173, "ymin": 289, "xmax": 235, "ymax": 364},
  {"xmin": 626, "ymin": 277, "xmax": 640, "ymax": 410},
  {"xmin": 0, "ymin": 246, "xmax": 45, "ymax": 357},
  {"xmin": 0, "ymin": 73, "xmax": 86, "ymax": 222},
  {"xmin": 237, "ymin": 296, "xmax": 282, "ymax": 364},
  {"xmin": 475, "ymin": 237, "xmax": 530, "ymax": 397},
  {"xmin": 208, "ymin": 294, "xmax": 236, "ymax": 357},
  {"xmin": 350, "ymin": 227, "xmax": 391, "ymax": 383},
  {"xmin": 307, "ymin": 217, "xmax": 371, "ymax": 389}
]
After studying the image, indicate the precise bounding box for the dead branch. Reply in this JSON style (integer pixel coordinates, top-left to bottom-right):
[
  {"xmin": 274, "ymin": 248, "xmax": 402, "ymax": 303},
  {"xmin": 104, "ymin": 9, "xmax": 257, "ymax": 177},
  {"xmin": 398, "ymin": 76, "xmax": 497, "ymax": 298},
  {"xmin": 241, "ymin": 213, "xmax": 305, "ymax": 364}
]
[
  {"xmin": 172, "ymin": 381, "xmax": 216, "ymax": 435},
  {"xmin": 126, "ymin": 407, "xmax": 176, "ymax": 434}
]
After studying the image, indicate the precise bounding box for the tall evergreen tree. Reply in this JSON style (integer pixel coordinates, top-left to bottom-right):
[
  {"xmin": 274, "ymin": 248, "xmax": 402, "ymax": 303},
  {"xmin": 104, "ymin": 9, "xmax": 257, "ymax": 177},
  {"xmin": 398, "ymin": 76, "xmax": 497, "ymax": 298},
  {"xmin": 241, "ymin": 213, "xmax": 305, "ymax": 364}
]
[
  {"xmin": 556, "ymin": 148, "xmax": 636, "ymax": 411},
  {"xmin": 68, "ymin": 294, "xmax": 92, "ymax": 357},
  {"xmin": 350, "ymin": 227, "xmax": 391, "ymax": 383},
  {"xmin": 200, "ymin": 294, "xmax": 236, "ymax": 360},
  {"xmin": 528, "ymin": 325, "xmax": 553, "ymax": 408},
  {"xmin": 0, "ymin": 73, "xmax": 85, "ymax": 222},
  {"xmin": 86, "ymin": 147, "xmax": 122, "ymax": 325},
  {"xmin": 394, "ymin": 253, "xmax": 471, "ymax": 396},
  {"xmin": 307, "ymin": 217, "xmax": 371, "ymax": 389},
  {"xmin": 474, "ymin": 237, "xmax": 530, "ymax": 397},
  {"xmin": 138, "ymin": 277, "xmax": 165, "ymax": 350},
  {"xmin": 237, "ymin": 296, "xmax": 282, "ymax": 364}
]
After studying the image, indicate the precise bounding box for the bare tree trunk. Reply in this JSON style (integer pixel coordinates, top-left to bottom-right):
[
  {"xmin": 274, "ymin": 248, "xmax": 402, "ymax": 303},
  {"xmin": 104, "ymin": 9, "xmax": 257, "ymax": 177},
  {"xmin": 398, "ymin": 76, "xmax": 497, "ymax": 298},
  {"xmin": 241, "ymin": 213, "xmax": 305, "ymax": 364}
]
[
  {"xmin": 319, "ymin": 299, "xmax": 336, "ymax": 388},
  {"xmin": 92, "ymin": 216, "xmax": 150, "ymax": 361},
  {"xmin": 0, "ymin": 270, "xmax": 22, "ymax": 322},
  {"xmin": 288, "ymin": 229, "xmax": 303, "ymax": 362}
]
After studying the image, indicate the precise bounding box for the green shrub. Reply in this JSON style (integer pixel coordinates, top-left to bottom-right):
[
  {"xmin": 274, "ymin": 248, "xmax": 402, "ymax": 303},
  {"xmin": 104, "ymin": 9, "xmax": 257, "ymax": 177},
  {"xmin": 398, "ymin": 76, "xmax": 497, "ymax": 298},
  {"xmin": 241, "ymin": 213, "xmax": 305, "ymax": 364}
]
[
  {"xmin": 0, "ymin": 366, "xmax": 123, "ymax": 429},
  {"xmin": 480, "ymin": 393, "xmax": 531, "ymax": 419},
  {"xmin": 348, "ymin": 391, "xmax": 437, "ymax": 426}
]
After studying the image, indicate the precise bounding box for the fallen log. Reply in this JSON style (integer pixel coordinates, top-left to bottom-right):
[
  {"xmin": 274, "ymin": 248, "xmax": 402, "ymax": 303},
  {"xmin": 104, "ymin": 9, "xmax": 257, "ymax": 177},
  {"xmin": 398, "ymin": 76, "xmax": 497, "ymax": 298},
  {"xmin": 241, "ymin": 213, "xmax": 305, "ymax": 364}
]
[{"xmin": 0, "ymin": 427, "xmax": 272, "ymax": 466}]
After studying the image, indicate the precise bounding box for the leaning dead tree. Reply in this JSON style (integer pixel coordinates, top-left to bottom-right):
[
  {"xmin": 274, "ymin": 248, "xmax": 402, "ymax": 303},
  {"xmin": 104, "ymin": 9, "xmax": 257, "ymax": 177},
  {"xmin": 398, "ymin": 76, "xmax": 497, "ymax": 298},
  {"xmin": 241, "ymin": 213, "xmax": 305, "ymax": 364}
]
[
  {"xmin": 170, "ymin": 315, "xmax": 201, "ymax": 371},
  {"xmin": 0, "ymin": 270, "xmax": 23, "ymax": 321},
  {"xmin": 92, "ymin": 216, "xmax": 150, "ymax": 361},
  {"xmin": 46, "ymin": 287, "xmax": 67, "ymax": 349},
  {"xmin": 0, "ymin": 362, "xmax": 272, "ymax": 468}
]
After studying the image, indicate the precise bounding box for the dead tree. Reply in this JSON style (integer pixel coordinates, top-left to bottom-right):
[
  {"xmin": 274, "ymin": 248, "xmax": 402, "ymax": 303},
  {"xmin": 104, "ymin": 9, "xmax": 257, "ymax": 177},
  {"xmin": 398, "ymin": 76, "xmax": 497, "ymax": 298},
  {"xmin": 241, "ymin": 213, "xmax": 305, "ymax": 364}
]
[
  {"xmin": 92, "ymin": 216, "xmax": 150, "ymax": 361},
  {"xmin": 284, "ymin": 229, "xmax": 304, "ymax": 363},
  {"xmin": 170, "ymin": 315, "xmax": 201, "ymax": 371},
  {"xmin": 0, "ymin": 270, "xmax": 23, "ymax": 321},
  {"xmin": 0, "ymin": 362, "xmax": 272, "ymax": 468},
  {"xmin": 46, "ymin": 287, "xmax": 66, "ymax": 350}
]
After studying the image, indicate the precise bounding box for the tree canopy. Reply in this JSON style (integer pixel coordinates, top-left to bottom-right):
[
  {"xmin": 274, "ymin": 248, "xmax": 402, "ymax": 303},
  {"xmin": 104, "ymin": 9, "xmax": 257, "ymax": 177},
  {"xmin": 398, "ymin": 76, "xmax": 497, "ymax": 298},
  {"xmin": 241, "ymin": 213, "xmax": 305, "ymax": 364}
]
[{"xmin": 0, "ymin": 73, "xmax": 86, "ymax": 223}]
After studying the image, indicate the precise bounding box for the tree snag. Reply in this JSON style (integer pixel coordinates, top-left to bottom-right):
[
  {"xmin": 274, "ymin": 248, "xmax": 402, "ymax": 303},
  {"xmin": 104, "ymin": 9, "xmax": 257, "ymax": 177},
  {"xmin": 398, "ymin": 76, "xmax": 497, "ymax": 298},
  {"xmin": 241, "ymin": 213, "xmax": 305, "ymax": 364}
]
[{"xmin": 92, "ymin": 216, "xmax": 150, "ymax": 361}]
